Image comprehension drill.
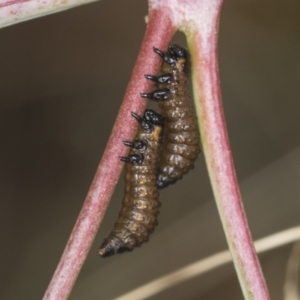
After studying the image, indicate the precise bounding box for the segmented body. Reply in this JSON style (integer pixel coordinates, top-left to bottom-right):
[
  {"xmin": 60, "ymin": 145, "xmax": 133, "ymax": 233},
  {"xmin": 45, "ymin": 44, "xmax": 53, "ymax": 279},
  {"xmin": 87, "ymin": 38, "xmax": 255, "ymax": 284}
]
[
  {"xmin": 141, "ymin": 44, "xmax": 200, "ymax": 189},
  {"xmin": 99, "ymin": 109, "xmax": 164, "ymax": 257}
]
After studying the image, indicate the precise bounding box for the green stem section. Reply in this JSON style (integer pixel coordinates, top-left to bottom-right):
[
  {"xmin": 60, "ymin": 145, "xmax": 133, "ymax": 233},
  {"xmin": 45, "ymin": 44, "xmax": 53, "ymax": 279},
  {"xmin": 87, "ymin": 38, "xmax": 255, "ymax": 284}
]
[{"xmin": 186, "ymin": 12, "xmax": 270, "ymax": 300}]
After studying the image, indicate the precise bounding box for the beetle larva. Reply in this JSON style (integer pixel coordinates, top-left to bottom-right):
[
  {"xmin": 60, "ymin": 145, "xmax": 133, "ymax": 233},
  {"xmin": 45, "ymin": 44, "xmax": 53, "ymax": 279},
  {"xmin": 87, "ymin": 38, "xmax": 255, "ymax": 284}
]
[
  {"xmin": 141, "ymin": 44, "xmax": 200, "ymax": 189},
  {"xmin": 99, "ymin": 109, "xmax": 164, "ymax": 257}
]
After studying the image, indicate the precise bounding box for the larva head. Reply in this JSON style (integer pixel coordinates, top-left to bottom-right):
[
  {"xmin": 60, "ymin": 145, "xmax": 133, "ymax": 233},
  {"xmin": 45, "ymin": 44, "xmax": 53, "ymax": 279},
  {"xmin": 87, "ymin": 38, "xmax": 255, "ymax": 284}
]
[
  {"xmin": 143, "ymin": 109, "xmax": 164, "ymax": 127},
  {"xmin": 154, "ymin": 44, "xmax": 189, "ymax": 73},
  {"xmin": 141, "ymin": 109, "xmax": 164, "ymax": 144},
  {"xmin": 131, "ymin": 109, "xmax": 164, "ymax": 133},
  {"xmin": 167, "ymin": 44, "xmax": 188, "ymax": 60}
]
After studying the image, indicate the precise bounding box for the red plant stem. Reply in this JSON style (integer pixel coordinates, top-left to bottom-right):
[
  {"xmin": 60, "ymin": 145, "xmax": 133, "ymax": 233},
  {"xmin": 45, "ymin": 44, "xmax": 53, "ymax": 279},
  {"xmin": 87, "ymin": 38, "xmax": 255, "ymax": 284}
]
[
  {"xmin": 188, "ymin": 16, "xmax": 270, "ymax": 300},
  {"xmin": 43, "ymin": 9, "xmax": 175, "ymax": 300}
]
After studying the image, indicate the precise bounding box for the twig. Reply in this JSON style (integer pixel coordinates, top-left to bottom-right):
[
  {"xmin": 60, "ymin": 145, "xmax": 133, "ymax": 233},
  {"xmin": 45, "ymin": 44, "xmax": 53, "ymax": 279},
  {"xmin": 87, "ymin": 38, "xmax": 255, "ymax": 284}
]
[
  {"xmin": 115, "ymin": 226, "xmax": 300, "ymax": 300},
  {"xmin": 42, "ymin": 8, "xmax": 175, "ymax": 300}
]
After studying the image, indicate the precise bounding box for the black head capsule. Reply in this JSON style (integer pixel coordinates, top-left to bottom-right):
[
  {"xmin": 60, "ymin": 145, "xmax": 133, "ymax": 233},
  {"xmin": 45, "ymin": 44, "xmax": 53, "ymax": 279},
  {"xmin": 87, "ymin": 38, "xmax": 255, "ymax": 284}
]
[
  {"xmin": 143, "ymin": 109, "xmax": 164, "ymax": 126},
  {"xmin": 153, "ymin": 44, "xmax": 188, "ymax": 67},
  {"xmin": 167, "ymin": 44, "xmax": 188, "ymax": 60},
  {"xmin": 168, "ymin": 44, "xmax": 190, "ymax": 73}
]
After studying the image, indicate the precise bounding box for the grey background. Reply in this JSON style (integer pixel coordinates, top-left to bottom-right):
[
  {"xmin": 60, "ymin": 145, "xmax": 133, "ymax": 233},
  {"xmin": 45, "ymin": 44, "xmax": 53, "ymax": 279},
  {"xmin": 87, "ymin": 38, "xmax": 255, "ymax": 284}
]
[{"xmin": 1, "ymin": 0, "xmax": 300, "ymax": 299}]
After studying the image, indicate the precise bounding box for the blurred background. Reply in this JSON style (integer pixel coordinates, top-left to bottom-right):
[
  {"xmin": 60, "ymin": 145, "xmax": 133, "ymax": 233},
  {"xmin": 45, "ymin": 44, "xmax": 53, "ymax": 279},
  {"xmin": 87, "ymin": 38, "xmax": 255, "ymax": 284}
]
[{"xmin": 1, "ymin": 0, "xmax": 300, "ymax": 299}]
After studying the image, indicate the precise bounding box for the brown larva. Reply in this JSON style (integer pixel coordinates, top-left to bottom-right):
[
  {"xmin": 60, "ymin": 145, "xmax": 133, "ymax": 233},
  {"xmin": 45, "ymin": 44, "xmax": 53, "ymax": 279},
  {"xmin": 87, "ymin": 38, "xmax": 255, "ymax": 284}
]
[
  {"xmin": 141, "ymin": 44, "xmax": 200, "ymax": 189},
  {"xmin": 99, "ymin": 109, "xmax": 164, "ymax": 257}
]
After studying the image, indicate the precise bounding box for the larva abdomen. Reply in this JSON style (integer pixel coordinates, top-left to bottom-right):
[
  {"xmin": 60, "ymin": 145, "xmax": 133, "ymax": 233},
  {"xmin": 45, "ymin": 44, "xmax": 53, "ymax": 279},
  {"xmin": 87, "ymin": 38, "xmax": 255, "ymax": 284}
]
[{"xmin": 99, "ymin": 109, "xmax": 164, "ymax": 257}]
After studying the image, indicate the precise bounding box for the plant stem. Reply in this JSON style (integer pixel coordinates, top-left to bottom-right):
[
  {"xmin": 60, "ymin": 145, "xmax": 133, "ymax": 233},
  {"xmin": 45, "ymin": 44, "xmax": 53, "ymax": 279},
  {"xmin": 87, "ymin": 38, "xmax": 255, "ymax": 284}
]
[
  {"xmin": 115, "ymin": 226, "xmax": 300, "ymax": 300},
  {"xmin": 185, "ymin": 3, "xmax": 270, "ymax": 299},
  {"xmin": 42, "ymin": 8, "xmax": 175, "ymax": 300},
  {"xmin": 0, "ymin": 0, "xmax": 98, "ymax": 28}
]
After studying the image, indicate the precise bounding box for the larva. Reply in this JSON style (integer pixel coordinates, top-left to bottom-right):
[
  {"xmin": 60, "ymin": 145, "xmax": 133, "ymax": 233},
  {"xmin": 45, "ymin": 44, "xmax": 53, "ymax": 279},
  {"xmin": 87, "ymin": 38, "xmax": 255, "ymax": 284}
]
[
  {"xmin": 99, "ymin": 109, "xmax": 164, "ymax": 257},
  {"xmin": 141, "ymin": 44, "xmax": 200, "ymax": 189}
]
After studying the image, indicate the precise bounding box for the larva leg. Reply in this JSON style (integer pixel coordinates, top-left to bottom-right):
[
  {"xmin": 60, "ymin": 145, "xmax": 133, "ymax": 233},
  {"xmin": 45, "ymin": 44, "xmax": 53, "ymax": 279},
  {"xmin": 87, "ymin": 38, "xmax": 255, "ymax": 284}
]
[
  {"xmin": 153, "ymin": 47, "xmax": 165, "ymax": 59},
  {"xmin": 140, "ymin": 89, "xmax": 169, "ymax": 100},
  {"xmin": 131, "ymin": 112, "xmax": 143, "ymax": 123},
  {"xmin": 145, "ymin": 74, "xmax": 172, "ymax": 84},
  {"xmin": 123, "ymin": 140, "xmax": 148, "ymax": 151},
  {"xmin": 119, "ymin": 154, "xmax": 144, "ymax": 165},
  {"xmin": 153, "ymin": 47, "xmax": 177, "ymax": 65}
]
